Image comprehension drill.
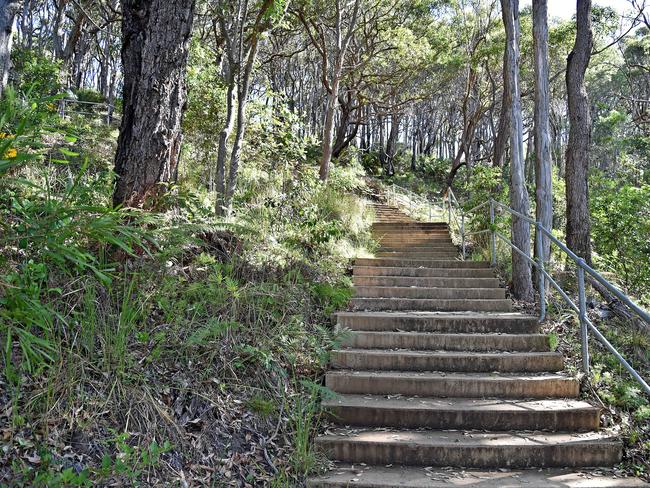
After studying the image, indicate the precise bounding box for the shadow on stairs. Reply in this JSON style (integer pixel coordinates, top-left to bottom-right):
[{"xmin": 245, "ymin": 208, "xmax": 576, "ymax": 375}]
[{"xmin": 307, "ymin": 203, "xmax": 648, "ymax": 487}]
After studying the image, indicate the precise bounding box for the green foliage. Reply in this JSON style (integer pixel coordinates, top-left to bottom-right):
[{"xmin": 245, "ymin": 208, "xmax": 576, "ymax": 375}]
[
  {"xmin": 10, "ymin": 48, "xmax": 63, "ymax": 96},
  {"xmin": 0, "ymin": 94, "xmax": 156, "ymax": 380},
  {"xmin": 590, "ymin": 174, "xmax": 650, "ymax": 303}
]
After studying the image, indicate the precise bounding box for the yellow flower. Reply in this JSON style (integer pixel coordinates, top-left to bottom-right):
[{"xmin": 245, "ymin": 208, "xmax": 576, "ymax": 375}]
[
  {"xmin": 3, "ymin": 148, "xmax": 17, "ymax": 159},
  {"xmin": 0, "ymin": 133, "xmax": 14, "ymax": 139}
]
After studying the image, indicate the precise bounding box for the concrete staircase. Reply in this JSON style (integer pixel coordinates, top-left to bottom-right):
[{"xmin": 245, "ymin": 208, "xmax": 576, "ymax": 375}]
[{"xmin": 308, "ymin": 203, "xmax": 647, "ymax": 487}]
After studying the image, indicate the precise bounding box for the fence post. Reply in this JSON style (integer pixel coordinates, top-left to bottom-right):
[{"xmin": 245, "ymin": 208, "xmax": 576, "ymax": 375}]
[
  {"xmin": 577, "ymin": 262, "xmax": 590, "ymax": 374},
  {"xmin": 461, "ymin": 213, "xmax": 466, "ymax": 260},
  {"xmin": 489, "ymin": 200, "xmax": 496, "ymax": 267},
  {"xmin": 535, "ymin": 222, "xmax": 546, "ymax": 322}
]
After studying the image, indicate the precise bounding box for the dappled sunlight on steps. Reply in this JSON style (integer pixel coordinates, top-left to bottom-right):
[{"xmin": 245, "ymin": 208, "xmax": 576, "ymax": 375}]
[{"xmin": 308, "ymin": 203, "xmax": 647, "ymax": 487}]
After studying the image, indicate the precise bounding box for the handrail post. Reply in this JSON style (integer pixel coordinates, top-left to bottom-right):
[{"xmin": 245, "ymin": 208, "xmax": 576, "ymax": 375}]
[
  {"xmin": 489, "ymin": 200, "xmax": 496, "ymax": 267},
  {"xmin": 536, "ymin": 222, "xmax": 546, "ymax": 322},
  {"xmin": 447, "ymin": 191, "xmax": 452, "ymax": 225},
  {"xmin": 577, "ymin": 262, "xmax": 590, "ymax": 374},
  {"xmin": 461, "ymin": 212, "xmax": 466, "ymax": 260}
]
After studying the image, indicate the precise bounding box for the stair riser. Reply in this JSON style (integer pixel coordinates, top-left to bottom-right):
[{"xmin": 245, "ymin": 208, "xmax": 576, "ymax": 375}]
[
  {"xmin": 375, "ymin": 240, "xmax": 454, "ymax": 246},
  {"xmin": 350, "ymin": 298, "xmax": 512, "ymax": 312},
  {"xmin": 325, "ymin": 374, "xmax": 579, "ymax": 398},
  {"xmin": 337, "ymin": 314, "xmax": 539, "ymax": 334},
  {"xmin": 374, "ymin": 236, "xmax": 452, "ymax": 241},
  {"xmin": 375, "ymin": 253, "xmax": 459, "ymax": 259},
  {"xmin": 353, "ymin": 267, "xmax": 496, "ymax": 278},
  {"xmin": 354, "ymin": 287, "xmax": 506, "ymax": 300},
  {"xmin": 342, "ymin": 332, "xmax": 549, "ymax": 351},
  {"xmin": 330, "ymin": 352, "xmax": 564, "ymax": 373},
  {"xmin": 315, "ymin": 440, "xmax": 622, "ymax": 468},
  {"xmin": 371, "ymin": 228, "xmax": 449, "ymax": 235},
  {"xmin": 353, "ymin": 276, "xmax": 500, "ymax": 288},
  {"xmin": 373, "ymin": 233, "xmax": 451, "ymax": 239},
  {"xmin": 378, "ymin": 246, "xmax": 458, "ymax": 252},
  {"xmin": 355, "ymin": 259, "xmax": 489, "ymax": 269},
  {"xmin": 325, "ymin": 407, "xmax": 600, "ymax": 431}
]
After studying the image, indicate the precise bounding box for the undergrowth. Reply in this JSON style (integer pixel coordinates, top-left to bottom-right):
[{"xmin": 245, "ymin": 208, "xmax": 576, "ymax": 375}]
[{"xmin": 0, "ymin": 91, "xmax": 374, "ymax": 486}]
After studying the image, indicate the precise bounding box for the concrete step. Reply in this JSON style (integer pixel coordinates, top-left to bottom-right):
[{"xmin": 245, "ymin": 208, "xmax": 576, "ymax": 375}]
[
  {"xmin": 354, "ymin": 286, "xmax": 506, "ymax": 300},
  {"xmin": 341, "ymin": 331, "xmax": 550, "ymax": 351},
  {"xmin": 330, "ymin": 349, "xmax": 564, "ymax": 373},
  {"xmin": 372, "ymin": 222, "xmax": 449, "ymax": 227},
  {"xmin": 308, "ymin": 465, "xmax": 648, "ymax": 487},
  {"xmin": 353, "ymin": 276, "xmax": 500, "ymax": 288},
  {"xmin": 336, "ymin": 311, "xmax": 540, "ymax": 334},
  {"xmin": 353, "ymin": 266, "xmax": 496, "ymax": 278},
  {"xmin": 323, "ymin": 395, "xmax": 600, "ymax": 431},
  {"xmin": 315, "ymin": 428, "xmax": 622, "ymax": 468},
  {"xmin": 355, "ymin": 258, "xmax": 489, "ymax": 268},
  {"xmin": 350, "ymin": 297, "xmax": 513, "ymax": 312},
  {"xmin": 374, "ymin": 231, "xmax": 451, "ymax": 236},
  {"xmin": 325, "ymin": 370, "xmax": 579, "ymax": 398},
  {"xmin": 378, "ymin": 245, "xmax": 458, "ymax": 252},
  {"xmin": 375, "ymin": 252, "xmax": 459, "ymax": 259},
  {"xmin": 375, "ymin": 239, "xmax": 454, "ymax": 246}
]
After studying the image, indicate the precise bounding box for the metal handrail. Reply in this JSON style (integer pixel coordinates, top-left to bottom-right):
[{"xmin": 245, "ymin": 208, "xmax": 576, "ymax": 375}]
[
  {"xmin": 387, "ymin": 183, "xmax": 446, "ymax": 222},
  {"xmin": 446, "ymin": 187, "xmax": 650, "ymax": 396}
]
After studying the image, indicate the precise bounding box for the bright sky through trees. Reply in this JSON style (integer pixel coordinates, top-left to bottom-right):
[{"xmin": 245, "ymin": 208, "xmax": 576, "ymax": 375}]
[{"xmin": 522, "ymin": 0, "xmax": 632, "ymax": 19}]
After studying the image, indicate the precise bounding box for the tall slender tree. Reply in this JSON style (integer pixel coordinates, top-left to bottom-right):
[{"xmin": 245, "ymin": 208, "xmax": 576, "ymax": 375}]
[
  {"xmin": 0, "ymin": 0, "xmax": 22, "ymax": 97},
  {"xmin": 501, "ymin": 0, "xmax": 534, "ymax": 300},
  {"xmin": 113, "ymin": 0, "xmax": 196, "ymax": 207},
  {"xmin": 533, "ymin": 0, "xmax": 553, "ymax": 272},
  {"xmin": 565, "ymin": 0, "xmax": 593, "ymax": 263}
]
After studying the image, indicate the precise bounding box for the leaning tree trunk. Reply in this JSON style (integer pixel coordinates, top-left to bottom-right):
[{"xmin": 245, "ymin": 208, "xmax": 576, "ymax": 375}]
[
  {"xmin": 565, "ymin": 0, "xmax": 593, "ymax": 264},
  {"xmin": 502, "ymin": 0, "xmax": 534, "ymax": 301},
  {"xmin": 113, "ymin": 0, "xmax": 196, "ymax": 208},
  {"xmin": 533, "ymin": 0, "xmax": 553, "ymax": 279},
  {"xmin": 0, "ymin": 0, "xmax": 22, "ymax": 97}
]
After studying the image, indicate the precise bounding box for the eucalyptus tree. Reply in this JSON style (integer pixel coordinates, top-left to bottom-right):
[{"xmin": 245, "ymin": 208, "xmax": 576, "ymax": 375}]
[
  {"xmin": 533, "ymin": 0, "xmax": 552, "ymax": 271},
  {"xmin": 113, "ymin": 0, "xmax": 196, "ymax": 207},
  {"xmin": 0, "ymin": 0, "xmax": 23, "ymax": 96},
  {"xmin": 565, "ymin": 0, "xmax": 593, "ymax": 263},
  {"xmin": 295, "ymin": 0, "xmax": 361, "ymax": 181},
  {"xmin": 211, "ymin": 0, "xmax": 284, "ymax": 214},
  {"xmin": 444, "ymin": 0, "xmax": 501, "ymax": 189},
  {"xmin": 501, "ymin": 0, "xmax": 533, "ymax": 300}
]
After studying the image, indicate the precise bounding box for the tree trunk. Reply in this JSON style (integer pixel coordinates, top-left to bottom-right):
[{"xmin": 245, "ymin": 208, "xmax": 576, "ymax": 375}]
[
  {"xmin": 113, "ymin": 0, "xmax": 196, "ymax": 208},
  {"xmin": 385, "ymin": 114, "xmax": 400, "ymax": 176},
  {"xmin": 565, "ymin": 0, "xmax": 593, "ymax": 263},
  {"xmin": 215, "ymin": 71, "xmax": 235, "ymax": 215},
  {"xmin": 493, "ymin": 48, "xmax": 511, "ymax": 168},
  {"xmin": 502, "ymin": 0, "xmax": 534, "ymax": 301},
  {"xmin": 533, "ymin": 0, "xmax": 553, "ymax": 277},
  {"xmin": 320, "ymin": 74, "xmax": 339, "ymax": 180},
  {"xmin": 0, "ymin": 0, "xmax": 22, "ymax": 97},
  {"xmin": 225, "ymin": 34, "xmax": 260, "ymax": 210}
]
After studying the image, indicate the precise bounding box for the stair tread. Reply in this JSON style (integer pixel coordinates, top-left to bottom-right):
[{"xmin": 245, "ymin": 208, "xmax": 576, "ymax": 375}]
[
  {"xmin": 333, "ymin": 348, "xmax": 561, "ymax": 358},
  {"xmin": 337, "ymin": 311, "xmax": 536, "ymax": 320},
  {"xmin": 323, "ymin": 394, "xmax": 597, "ymax": 412},
  {"xmin": 327, "ymin": 370, "xmax": 574, "ymax": 380},
  {"xmin": 308, "ymin": 465, "xmax": 648, "ymax": 487},
  {"xmin": 316, "ymin": 428, "xmax": 620, "ymax": 447}
]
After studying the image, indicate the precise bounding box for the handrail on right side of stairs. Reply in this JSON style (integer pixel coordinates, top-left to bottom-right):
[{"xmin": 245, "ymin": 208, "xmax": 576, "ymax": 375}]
[{"xmin": 444, "ymin": 186, "xmax": 650, "ymax": 396}]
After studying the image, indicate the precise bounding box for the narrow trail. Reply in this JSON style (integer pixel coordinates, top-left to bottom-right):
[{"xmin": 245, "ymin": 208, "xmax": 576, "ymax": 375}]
[{"xmin": 308, "ymin": 203, "xmax": 647, "ymax": 487}]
